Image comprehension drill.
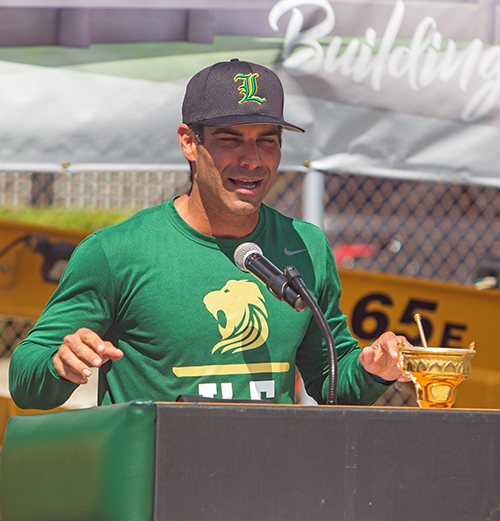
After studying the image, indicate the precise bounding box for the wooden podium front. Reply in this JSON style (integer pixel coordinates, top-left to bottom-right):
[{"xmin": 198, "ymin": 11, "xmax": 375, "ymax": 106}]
[
  {"xmin": 153, "ymin": 403, "xmax": 500, "ymax": 520},
  {"xmin": 2, "ymin": 401, "xmax": 500, "ymax": 521}
]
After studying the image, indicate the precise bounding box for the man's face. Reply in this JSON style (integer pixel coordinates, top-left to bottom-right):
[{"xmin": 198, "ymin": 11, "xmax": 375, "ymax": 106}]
[{"xmin": 191, "ymin": 123, "xmax": 282, "ymax": 219}]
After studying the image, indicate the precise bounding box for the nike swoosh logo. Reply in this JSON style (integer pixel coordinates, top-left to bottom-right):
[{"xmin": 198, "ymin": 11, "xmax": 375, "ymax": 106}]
[{"xmin": 284, "ymin": 247, "xmax": 307, "ymax": 256}]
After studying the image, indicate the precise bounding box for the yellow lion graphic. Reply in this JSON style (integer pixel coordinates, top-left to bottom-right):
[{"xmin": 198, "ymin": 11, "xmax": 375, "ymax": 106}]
[{"xmin": 203, "ymin": 279, "xmax": 269, "ymax": 354}]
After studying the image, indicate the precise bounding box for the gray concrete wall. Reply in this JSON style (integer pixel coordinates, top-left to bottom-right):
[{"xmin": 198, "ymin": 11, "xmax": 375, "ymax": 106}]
[{"xmin": 0, "ymin": 1, "xmax": 496, "ymax": 48}]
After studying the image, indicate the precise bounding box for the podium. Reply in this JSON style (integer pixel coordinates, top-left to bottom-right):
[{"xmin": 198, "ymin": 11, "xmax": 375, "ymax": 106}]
[{"xmin": 2, "ymin": 401, "xmax": 500, "ymax": 521}]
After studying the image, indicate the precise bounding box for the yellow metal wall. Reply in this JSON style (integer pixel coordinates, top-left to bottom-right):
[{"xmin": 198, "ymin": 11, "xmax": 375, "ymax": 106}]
[
  {"xmin": 338, "ymin": 268, "xmax": 500, "ymax": 409},
  {"xmin": 0, "ymin": 220, "xmax": 89, "ymax": 441},
  {"xmin": 0, "ymin": 219, "xmax": 88, "ymax": 319}
]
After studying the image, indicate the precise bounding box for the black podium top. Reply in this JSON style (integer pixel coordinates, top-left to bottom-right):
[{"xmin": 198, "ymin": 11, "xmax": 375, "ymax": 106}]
[{"xmin": 154, "ymin": 404, "xmax": 500, "ymax": 521}]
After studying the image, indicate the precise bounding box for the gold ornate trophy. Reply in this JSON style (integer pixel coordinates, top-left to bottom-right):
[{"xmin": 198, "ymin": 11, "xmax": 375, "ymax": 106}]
[{"xmin": 399, "ymin": 315, "xmax": 476, "ymax": 409}]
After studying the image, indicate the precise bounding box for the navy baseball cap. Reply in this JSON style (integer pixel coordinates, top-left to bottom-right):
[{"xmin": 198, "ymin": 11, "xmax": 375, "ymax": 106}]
[{"xmin": 182, "ymin": 59, "xmax": 304, "ymax": 133}]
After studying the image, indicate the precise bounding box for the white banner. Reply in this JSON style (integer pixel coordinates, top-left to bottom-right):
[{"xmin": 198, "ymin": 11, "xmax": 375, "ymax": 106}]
[{"xmin": 1, "ymin": 0, "xmax": 500, "ymax": 186}]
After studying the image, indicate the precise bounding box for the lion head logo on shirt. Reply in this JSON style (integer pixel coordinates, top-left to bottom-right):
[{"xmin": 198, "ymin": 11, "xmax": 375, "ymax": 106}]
[{"xmin": 203, "ymin": 280, "xmax": 268, "ymax": 354}]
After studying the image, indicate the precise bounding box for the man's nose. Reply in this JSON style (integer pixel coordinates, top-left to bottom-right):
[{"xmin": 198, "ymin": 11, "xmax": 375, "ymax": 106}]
[{"xmin": 238, "ymin": 141, "xmax": 262, "ymax": 169}]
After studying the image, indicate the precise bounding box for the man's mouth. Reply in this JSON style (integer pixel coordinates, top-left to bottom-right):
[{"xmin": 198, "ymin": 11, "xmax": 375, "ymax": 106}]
[{"xmin": 230, "ymin": 178, "xmax": 262, "ymax": 190}]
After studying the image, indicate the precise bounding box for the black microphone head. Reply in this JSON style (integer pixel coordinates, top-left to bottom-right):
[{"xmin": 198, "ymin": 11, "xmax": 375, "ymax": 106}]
[{"xmin": 234, "ymin": 242, "xmax": 263, "ymax": 272}]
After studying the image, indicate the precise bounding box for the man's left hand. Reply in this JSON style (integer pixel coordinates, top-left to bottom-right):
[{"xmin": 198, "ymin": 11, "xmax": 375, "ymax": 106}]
[{"xmin": 359, "ymin": 331, "xmax": 411, "ymax": 383}]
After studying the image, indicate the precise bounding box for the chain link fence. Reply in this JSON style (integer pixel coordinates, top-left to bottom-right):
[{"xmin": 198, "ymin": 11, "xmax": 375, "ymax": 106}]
[
  {"xmin": 4, "ymin": 169, "xmax": 500, "ymax": 406},
  {"xmin": 0, "ymin": 171, "xmax": 191, "ymax": 208},
  {"xmin": 266, "ymin": 171, "xmax": 500, "ymax": 287},
  {"xmin": 0, "ymin": 317, "xmax": 34, "ymax": 359}
]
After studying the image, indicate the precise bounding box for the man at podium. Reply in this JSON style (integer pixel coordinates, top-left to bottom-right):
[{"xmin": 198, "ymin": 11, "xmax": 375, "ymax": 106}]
[{"xmin": 9, "ymin": 59, "xmax": 409, "ymax": 410}]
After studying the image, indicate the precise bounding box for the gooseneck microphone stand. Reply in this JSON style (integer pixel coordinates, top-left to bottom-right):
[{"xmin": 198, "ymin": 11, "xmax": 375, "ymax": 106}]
[{"xmin": 283, "ymin": 266, "xmax": 338, "ymax": 406}]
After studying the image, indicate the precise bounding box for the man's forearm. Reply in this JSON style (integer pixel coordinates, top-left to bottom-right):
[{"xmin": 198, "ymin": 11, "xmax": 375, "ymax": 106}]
[{"xmin": 9, "ymin": 342, "xmax": 78, "ymax": 410}]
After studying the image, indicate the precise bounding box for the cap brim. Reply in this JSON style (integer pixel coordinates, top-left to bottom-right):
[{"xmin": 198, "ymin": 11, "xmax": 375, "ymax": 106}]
[{"xmin": 194, "ymin": 114, "xmax": 305, "ymax": 133}]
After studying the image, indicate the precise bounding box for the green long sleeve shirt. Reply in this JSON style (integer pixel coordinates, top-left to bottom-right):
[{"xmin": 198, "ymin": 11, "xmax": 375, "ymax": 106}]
[{"xmin": 10, "ymin": 200, "xmax": 388, "ymax": 409}]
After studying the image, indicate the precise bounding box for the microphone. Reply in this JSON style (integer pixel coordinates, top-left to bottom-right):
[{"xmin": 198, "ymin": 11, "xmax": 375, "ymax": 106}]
[
  {"xmin": 234, "ymin": 242, "xmax": 308, "ymax": 312},
  {"xmin": 234, "ymin": 242, "xmax": 338, "ymax": 404}
]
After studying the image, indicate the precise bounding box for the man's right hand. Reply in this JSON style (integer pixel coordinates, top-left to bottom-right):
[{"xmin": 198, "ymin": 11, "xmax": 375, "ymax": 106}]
[{"xmin": 52, "ymin": 328, "xmax": 124, "ymax": 384}]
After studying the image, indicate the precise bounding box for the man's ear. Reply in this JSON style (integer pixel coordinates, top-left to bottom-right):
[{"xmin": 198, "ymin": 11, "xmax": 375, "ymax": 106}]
[{"xmin": 178, "ymin": 124, "xmax": 197, "ymax": 162}]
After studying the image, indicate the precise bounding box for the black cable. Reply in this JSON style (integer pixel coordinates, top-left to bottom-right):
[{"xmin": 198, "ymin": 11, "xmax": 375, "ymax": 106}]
[
  {"xmin": 284, "ymin": 266, "xmax": 338, "ymax": 406},
  {"xmin": 0, "ymin": 234, "xmax": 33, "ymax": 261}
]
